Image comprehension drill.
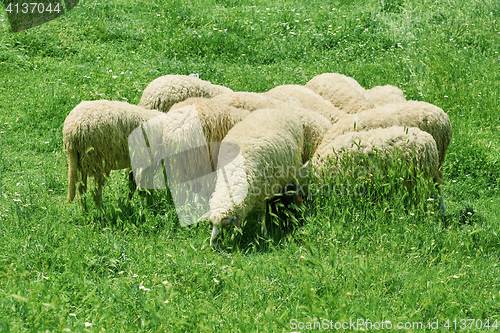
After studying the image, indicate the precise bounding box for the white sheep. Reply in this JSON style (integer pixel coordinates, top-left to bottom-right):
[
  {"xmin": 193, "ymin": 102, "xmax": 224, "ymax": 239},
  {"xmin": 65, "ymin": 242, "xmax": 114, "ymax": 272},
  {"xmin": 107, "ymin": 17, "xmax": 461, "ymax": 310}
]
[
  {"xmin": 312, "ymin": 125, "xmax": 446, "ymax": 214},
  {"xmin": 365, "ymin": 85, "xmax": 407, "ymax": 106},
  {"xmin": 139, "ymin": 74, "xmax": 233, "ymax": 112},
  {"xmin": 213, "ymin": 91, "xmax": 331, "ymax": 163},
  {"xmin": 200, "ymin": 107, "xmax": 305, "ymax": 245},
  {"xmin": 322, "ymin": 100, "xmax": 452, "ymax": 168},
  {"xmin": 63, "ymin": 100, "xmax": 165, "ymax": 209},
  {"xmin": 265, "ymin": 84, "xmax": 346, "ymax": 124},
  {"xmin": 305, "ymin": 73, "xmax": 375, "ymax": 114}
]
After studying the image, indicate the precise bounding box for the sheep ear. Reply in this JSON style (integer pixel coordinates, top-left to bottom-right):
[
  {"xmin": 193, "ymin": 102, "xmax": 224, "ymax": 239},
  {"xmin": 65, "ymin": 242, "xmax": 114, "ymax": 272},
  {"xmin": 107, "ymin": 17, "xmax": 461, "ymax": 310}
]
[
  {"xmin": 198, "ymin": 210, "xmax": 212, "ymax": 222},
  {"xmin": 232, "ymin": 217, "xmax": 243, "ymax": 235}
]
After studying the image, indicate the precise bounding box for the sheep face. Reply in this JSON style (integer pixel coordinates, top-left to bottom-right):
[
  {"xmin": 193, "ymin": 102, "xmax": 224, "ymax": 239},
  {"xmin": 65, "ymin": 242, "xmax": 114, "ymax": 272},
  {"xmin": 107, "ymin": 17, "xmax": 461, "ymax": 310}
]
[{"xmin": 208, "ymin": 214, "xmax": 242, "ymax": 245}]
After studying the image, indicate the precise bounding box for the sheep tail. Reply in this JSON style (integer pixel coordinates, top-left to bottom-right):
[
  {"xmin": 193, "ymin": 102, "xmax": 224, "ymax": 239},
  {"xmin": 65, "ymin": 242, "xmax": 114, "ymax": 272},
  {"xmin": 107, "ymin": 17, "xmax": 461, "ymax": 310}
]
[{"xmin": 67, "ymin": 148, "xmax": 79, "ymax": 202}]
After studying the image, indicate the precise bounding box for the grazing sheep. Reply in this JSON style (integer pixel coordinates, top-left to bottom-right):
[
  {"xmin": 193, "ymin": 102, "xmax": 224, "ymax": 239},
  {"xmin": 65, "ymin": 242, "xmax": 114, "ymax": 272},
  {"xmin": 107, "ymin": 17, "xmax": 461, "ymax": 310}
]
[
  {"xmin": 139, "ymin": 74, "xmax": 233, "ymax": 112},
  {"xmin": 322, "ymin": 100, "xmax": 452, "ymax": 168},
  {"xmin": 312, "ymin": 125, "xmax": 446, "ymax": 214},
  {"xmin": 365, "ymin": 85, "xmax": 406, "ymax": 106},
  {"xmin": 63, "ymin": 100, "xmax": 165, "ymax": 209},
  {"xmin": 201, "ymin": 108, "xmax": 305, "ymax": 245},
  {"xmin": 265, "ymin": 84, "xmax": 346, "ymax": 124},
  {"xmin": 305, "ymin": 73, "xmax": 375, "ymax": 114}
]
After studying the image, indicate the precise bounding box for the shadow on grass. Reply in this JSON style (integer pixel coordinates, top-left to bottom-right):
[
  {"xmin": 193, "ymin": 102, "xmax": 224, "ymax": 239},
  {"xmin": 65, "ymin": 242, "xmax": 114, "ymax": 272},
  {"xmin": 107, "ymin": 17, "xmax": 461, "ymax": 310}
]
[
  {"xmin": 442, "ymin": 204, "xmax": 482, "ymax": 228},
  {"xmin": 76, "ymin": 187, "xmax": 180, "ymax": 236}
]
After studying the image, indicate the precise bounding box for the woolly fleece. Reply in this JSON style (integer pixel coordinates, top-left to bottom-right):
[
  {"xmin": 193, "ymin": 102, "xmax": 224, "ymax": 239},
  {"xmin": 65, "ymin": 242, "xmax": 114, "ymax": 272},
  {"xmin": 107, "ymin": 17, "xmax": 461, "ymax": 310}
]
[
  {"xmin": 323, "ymin": 100, "xmax": 452, "ymax": 167},
  {"xmin": 163, "ymin": 97, "xmax": 251, "ymax": 184},
  {"xmin": 365, "ymin": 85, "xmax": 407, "ymax": 106},
  {"xmin": 305, "ymin": 73, "xmax": 375, "ymax": 114},
  {"xmin": 265, "ymin": 84, "xmax": 346, "ymax": 124},
  {"xmin": 313, "ymin": 126, "xmax": 443, "ymax": 188},
  {"xmin": 139, "ymin": 74, "xmax": 233, "ymax": 112},
  {"xmin": 212, "ymin": 91, "xmax": 293, "ymax": 111}
]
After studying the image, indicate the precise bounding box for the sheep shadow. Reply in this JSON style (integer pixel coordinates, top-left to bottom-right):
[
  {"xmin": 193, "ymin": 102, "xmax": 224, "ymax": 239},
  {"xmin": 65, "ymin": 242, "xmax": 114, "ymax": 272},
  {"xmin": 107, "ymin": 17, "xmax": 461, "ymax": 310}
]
[
  {"xmin": 79, "ymin": 186, "xmax": 178, "ymax": 234},
  {"xmin": 441, "ymin": 204, "xmax": 482, "ymax": 228}
]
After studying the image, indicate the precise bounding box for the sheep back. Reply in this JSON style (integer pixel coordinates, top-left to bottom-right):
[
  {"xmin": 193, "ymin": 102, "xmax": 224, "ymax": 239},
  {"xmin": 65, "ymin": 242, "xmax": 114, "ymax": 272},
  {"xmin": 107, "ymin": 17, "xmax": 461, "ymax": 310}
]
[
  {"xmin": 265, "ymin": 84, "xmax": 346, "ymax": 124},
  {"xmin": 169, "ymin": 97, "xmax": 251, "ymax": 147},
  {"xmin": 139, "ymin": 74, "xmax": 233, "ymax": 112},
  {"xmin": 214, "ymin": 91, "xmax": 330, "ymax": 162},
  {"xmin": 305, "ymin": 73, "xmax": 375, "ymax": 114},
  {"xmin": 286, "ymin": 107, "xmax": 331, "ymax": 163},
  {"xmin": 365, "ymin": 85, "xmax": 406, "ymax": 106},
  {"xmin": 212, "ymin": 92, "xmax": 293, "ymax": 111}
]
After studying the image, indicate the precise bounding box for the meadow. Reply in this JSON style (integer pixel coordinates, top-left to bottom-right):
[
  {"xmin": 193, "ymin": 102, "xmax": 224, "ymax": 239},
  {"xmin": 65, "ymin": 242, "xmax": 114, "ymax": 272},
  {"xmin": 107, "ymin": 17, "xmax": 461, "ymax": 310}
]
[{"xmin": 0, "ymin": 0, "xmax": 499, "ymax": 331}]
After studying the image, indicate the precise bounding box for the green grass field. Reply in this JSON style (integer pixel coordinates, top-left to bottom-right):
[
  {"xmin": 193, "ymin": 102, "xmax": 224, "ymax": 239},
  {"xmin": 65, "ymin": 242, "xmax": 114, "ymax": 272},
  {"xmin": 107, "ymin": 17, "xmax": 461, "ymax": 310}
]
[{"xmin": 1, "ymin": 0, "xmax": 500, "ymax": 331}]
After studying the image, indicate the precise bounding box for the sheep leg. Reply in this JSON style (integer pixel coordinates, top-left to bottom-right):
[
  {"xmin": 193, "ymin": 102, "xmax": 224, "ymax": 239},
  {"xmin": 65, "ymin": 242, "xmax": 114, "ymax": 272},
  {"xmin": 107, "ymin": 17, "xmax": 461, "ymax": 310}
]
[
  {"xmin": 92, "ymin": 174, "xmax": 104, "ymax": 210},
  {"xmin": 438, "ymin": 185, "xmax": 446, "ymax": 216},
  {"xmin": 78, "ymin": 171, "xmax": 88, "ymax": 212},
  {"xmin": 261, "ymin": 215, "xmax": 268, "ymax": 239},
  {"xmin": 257, "ymin": 206, "xmax": 268, "ymax": 239},
  {"xmin": 67, "ymin": 149, "xmax": 78, "ymax": 202},
  {"xmin": 128, "ymin": 169, "xmax": 137, "ymax": 199},
  {"xmin": 210, "ymin": 226, "xmax": 221, "ymax": 246},
  {"xmin": 92, "ymin": 185, "xmax": 103, "ymax": 210},
  {"xmin": 433, "ymin": 170, "xmax": 446, "ymax": 216}
]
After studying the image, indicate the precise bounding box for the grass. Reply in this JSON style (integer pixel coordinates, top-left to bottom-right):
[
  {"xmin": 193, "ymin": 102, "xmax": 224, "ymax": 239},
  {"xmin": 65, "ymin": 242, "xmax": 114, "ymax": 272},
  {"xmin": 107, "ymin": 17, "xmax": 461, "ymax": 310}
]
[{"xmin": 1, "ymin": 0, "xmax": 500, "ymax": 331}]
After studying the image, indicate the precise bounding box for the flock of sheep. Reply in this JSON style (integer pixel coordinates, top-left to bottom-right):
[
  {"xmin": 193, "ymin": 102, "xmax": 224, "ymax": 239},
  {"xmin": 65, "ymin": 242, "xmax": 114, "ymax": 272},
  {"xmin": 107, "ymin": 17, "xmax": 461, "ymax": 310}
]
[{"xmin": 62, "ymin": 73, "xmax": 452, "ymax": 245}]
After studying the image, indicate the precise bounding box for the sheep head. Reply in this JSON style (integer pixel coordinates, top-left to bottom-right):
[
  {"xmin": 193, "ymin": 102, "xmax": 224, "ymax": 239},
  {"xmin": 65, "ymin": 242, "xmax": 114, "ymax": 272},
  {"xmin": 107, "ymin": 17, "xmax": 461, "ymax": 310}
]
[
  {"xmin": 210, "ymin": 215, "xmax": 243, "ymax": 245},
  {"xmin": 199, "ymin": 210, "xmax": 243, "ymax": 246}
]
